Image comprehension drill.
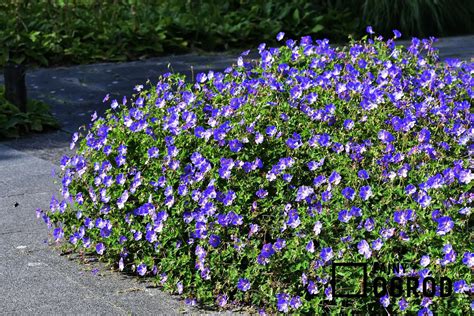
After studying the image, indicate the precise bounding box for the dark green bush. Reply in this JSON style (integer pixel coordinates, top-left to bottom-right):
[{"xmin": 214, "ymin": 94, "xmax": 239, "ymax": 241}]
[
  {"xmin": 3, "ymin": 1, "xmax": 472, "ymax": 68},
  {"xmin": 0, "ymin": 0, "xmax": 186, "ymax": 67},
  {"xmin": 0, "ymin": 86, "xmax": 59, "ymax": 138},
  {"xmin": 0, "ymin": 0, "xmax": 327, "ymax": 67}
]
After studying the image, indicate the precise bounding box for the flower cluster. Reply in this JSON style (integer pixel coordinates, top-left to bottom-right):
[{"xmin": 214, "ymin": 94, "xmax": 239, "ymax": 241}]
[{"xmin": 37, "ymin": 28, "xmax": 473, "ymax": 314}]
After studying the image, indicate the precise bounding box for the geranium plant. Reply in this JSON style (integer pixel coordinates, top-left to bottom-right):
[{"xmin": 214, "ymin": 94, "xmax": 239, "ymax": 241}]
[{"xmin": 37, "ymin": 28, "xmax": 473, "ymax": 314}]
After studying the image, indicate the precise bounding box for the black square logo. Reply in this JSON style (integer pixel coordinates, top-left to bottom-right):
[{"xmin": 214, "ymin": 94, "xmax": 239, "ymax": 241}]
[{"xmin": 332, "ymin": 262, "xmax": 367, "ymax": 298}]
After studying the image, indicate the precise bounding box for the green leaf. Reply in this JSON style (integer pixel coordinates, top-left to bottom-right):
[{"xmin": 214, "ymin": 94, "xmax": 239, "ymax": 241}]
[
  {"xmin": 311, "ymin": 24, "xmax": 324, "ymax": 33},
  {"xmin": 29, "ymin": 31, "xmax": 40, "ymax": 43},
  {"xmin": 292, "ymin": 8, "xmax": 300, "ymax": 22}
]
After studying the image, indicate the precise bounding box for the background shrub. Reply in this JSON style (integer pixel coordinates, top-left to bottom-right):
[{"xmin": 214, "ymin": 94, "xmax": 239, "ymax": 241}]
[
  {"xmin": 1, "ymin": 0, "xmax": 473, "ymax": 67},
  {"xmin": 0, "ymin": 85, "xmax": 59, "ymax": 138},
  {"xmin": 38, "ymin": 31, "xmax": 473, "ymax": 314}
]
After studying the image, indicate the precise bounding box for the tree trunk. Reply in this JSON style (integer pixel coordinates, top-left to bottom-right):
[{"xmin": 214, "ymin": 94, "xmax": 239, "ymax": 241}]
[{"xmin": 4, "ymin": 62, "xmax": 27, "ymax": 113}]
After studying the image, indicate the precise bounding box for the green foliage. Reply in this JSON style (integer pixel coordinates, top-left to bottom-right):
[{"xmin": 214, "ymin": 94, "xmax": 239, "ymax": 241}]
[
  {"xmin": 161, "ymin": 0, "xmax": 327, "ymax": 51},
  {"xmin": 0, "ymin": 0, "xmax": 185, "ymax": 67},
  {"xmin": 1, "ymin": 1, "xmax": 473, "ymax": 68},
  {"xmin": 0, "ymin": 86, "xmax": 60, "ymax": 138}
]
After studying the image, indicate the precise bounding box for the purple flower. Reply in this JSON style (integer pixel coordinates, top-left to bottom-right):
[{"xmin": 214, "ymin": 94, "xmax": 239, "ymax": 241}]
[
  {"xmin": 100, "ymin": 226, "xmax": 112, "ymax": 238},
  {"xmin": 276, "ymin": 293, "xmax": 290, "ymax": 313},
  {"xmin": 176, "ymin": 281, "xmax": 183, "ymax": 294},
  {"xmin": 318, "ymin": 133, "xmax": 331, "ymax": 147},
  {"xmin": 296, "ymin": 186, "xmax": 314, "ymax": 202},
  {"xmin": 418, "ymin": 128, "xmax": 431, "ymax": 143},
  {"xmin": 266, "ymin": 126, "xmax": 277, "ymax": 137},
  {"xmin": 146, "ymin": 230, "xmax": 157, "ymax": 243},
  {"xmin": 307, "ymin": 161, "xmax": 319, "ymax": 171},
  {"xmin": 418, "ymin": 307, "xmax": 433, "ymax": 316},
  {"xmin": 311, "ymin": 222, "xmax": 322, "ymax": 236},
  {"xmin": 209, "ymin": 234, "xmax": 221, "ymax": 248},
  {"xmin": 273, "ymin": 238, "xmax": 286, "ymax": 251},
  {"xmin": 405, "ymin": 184, "xmax": 416, "ymax": 195},
  {"xmin": 342, "ymin": 187, "xmax": 355, "ymax": 200},
  {"xmin": 137, "ymin": 263, "xmax": 147, "ymax": 276},
  {"xmin": 223, "ymin": 190, "xmax": 236, "ymax": 206},
  {"xmin": 290, "ymin": 296, "xmax": 302, "ymax": 309},
  {"xmin": 435, "ymin": 216, "xmax": 454, "ymax": 235},
  {"xmin": 237, "ymin": 278, "xmax": 250, "ymax": 291},
  {"xmin": 338, "ymin": 210, "xmax": 351, "ymax": 223},
  {"xmin": 343, "ymin": 119, "xmax": 354, "ymax": 130},
  {"xmin": 261, "ymin": 50, "xmax": 273, "ymax": 64},
  {"xmin": 248, "ymin": 223, "xmax": 260, "ymax": 238},
  {"xmin": 286, "ymin": 133, "xmax": 303, "ymax": 150},
  {"xmin": 321, "ymin": 190, "xmax": 332, "ymax": 202},
  {"xmin": 358, "ymin": 169, "xmax": 369, "ymax": 179},
  {"xmin": 147, "ymin": 147, "xmax": 159, "ymax": 158},
  {"xmin": 229, "ymin": 139, "xmax": 243, "ymax": 152},
  {"xmin": 276, "ymin": 32, "xmax": 285, "ymax": 41},
  {"xmin": 360, "ymin": 185, "xmax": 373, "ymax": 201},
  {"xmin": 185, "ymin": 298, "xmax": 197, "ymax": 306},
  {"xmin": 110, "ymin": 99, "xmax": 119, "ymax": 109},
  {"xmin": 462, "ymin": 252, "xmax": 474, "ymax": 268},
  {"xmin": 441, "ymin": 245, "xmax": 456, "ymax": 266},
  {"xmin": 196, "ymin": 73, "xmax": 207, "ymax": 83},
  {"xmin": 308, "ymin": 281, "xmax": 318, "ymax": 294},
  {"xmin": 324, "ymin": 286, "xmax": 333, "ymax": 300},
  {"xmin": 366, "ymin": 26, "xmax": 375, "ymax": 34},
  {"xmin": 329, "ymin": 171, "xmax": 341, "ymax": 185},
  {"xmin": 378, "ymin": 130, "xmax": 395, "ymax": 143},
  {"xmin": 117, "ymin": 190, "xmax": 128, "ymax": 209},
  {"xmin": 117, "ymin": 257, "xmax": 124, "ymax": 271},
  {"xmin": 313, "ymin": 175, "xmax": 326, "ymax": 187},
  {"xmin": 453, "ymin": 280, "xmax": 470, "ymax": 293},
  {"xmin": 416, "ymin": 191, "xmax": 432, "ymax": 208},
  {"xmin": 52, "ymin": 225, "xmax": 64, "ymax": 239},
  {"xmin": 216, "ymin": 294, "xmax": 228, "ymax": 307},
  {"xmin": 380, "ymin": 227, "xmax": 396, "ymax": 239},
  {"xmin": 134, "ymin": 231, "xmax": 142, "ymax": 241},
  {"xmin": 398, "ymin": 297, "xmax": 408, "ymax": 311},
  {"xmin": 134, "ymin": 203, "xmax": 155, "ymax": 216},
  {"xmin": 372, "ymin": 238, "xmax": 383, "ymax": 251},
  {"xmin": 380, "ymin": 294, "xmax": 390, "ymax": 308},
  {"xmin": 320, "ymin": 247, "xmax": 333, "ymax": 262},
  {"xmin": 358, "ymin": 240, "xmax": 372, "ymax": 259},
  {"xmin": 306, "ymin": 240, "xmax": 315, "ymax": 253},
  {"xmin": 256, "ymin": 188, "xmax": 268, "ymax": 199},
  {"xmin": 393, "ymin": 29, "xmax": 402, "ymax": 39},
  {"xmin": 96, "ymin": 243, "xmax": 105, "ymax": 255},
  {"xmin": 261, "ymin": 243, "xmax": 275, "ymax": 258},
  {"xmin": 394, "ymin": 209, "xmax": 415, "ymax": 226},
  {"xmin": 420, "ymin": 255, "xmax": 430, "ymax": 267}
]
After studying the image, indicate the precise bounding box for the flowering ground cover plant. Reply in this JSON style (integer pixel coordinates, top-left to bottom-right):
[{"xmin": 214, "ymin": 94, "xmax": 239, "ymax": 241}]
[{"xmin": 37, "ymin": 29, "xmax": 473, "ymax": 314}]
